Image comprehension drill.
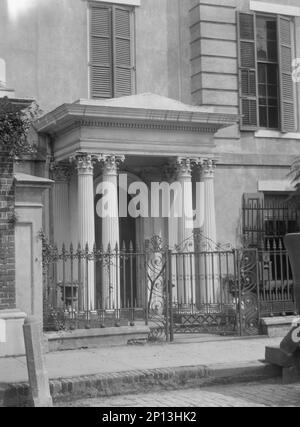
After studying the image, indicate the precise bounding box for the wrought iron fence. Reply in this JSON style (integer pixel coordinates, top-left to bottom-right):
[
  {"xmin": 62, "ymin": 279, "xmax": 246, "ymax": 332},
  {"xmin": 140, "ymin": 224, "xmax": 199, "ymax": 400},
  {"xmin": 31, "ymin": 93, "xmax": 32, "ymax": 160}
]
[
  {"xmin": 42, "ymin": 242, "xmax": 147, "ymax": 332},
  {"xmin": 42, "ymin": 237, "xmax": 298, "ymax": 339},
  {"xmin": 257, "ymin": 239, "xmax": 297, "ymax": 317},
  {"xmin": 242, "ymin": 196, "xmax": 298, "ymax": 249},
  {"xmin": 170, "ymin": 250, "xmax": 240, "ymax": 335}
]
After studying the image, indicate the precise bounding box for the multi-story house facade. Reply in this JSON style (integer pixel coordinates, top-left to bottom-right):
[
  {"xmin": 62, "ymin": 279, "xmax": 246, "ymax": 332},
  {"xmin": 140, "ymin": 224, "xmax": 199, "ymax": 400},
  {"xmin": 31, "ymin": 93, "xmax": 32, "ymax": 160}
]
[{"xmin": 1, "ymin": 0, "xmax": 300, "ymax": 352}]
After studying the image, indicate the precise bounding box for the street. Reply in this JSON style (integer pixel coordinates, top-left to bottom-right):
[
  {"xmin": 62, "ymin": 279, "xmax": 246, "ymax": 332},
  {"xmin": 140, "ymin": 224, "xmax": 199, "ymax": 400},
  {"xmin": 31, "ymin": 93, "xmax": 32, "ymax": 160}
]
[{"xmin": 61, "ymin": 380, "xmax": 300, "ymax": 407}]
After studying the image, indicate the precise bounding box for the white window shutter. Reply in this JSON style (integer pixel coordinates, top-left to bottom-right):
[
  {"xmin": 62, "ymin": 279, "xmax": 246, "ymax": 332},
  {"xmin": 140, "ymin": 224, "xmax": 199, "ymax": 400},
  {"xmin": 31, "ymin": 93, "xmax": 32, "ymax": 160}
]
[
  {"xmin": 113, "ymin": 6, "xmax": 134, "ymax": 97},
  {"xmin": 278, "ymin": 16, "xmax": 296, "ymax": 133},
  {"xmin": 90, "ymin": 5, "xmax": 113, "ymax": 99},
  {"xmin": 237, "ymin": 12, "xmax": 259, "ymax": 130}
]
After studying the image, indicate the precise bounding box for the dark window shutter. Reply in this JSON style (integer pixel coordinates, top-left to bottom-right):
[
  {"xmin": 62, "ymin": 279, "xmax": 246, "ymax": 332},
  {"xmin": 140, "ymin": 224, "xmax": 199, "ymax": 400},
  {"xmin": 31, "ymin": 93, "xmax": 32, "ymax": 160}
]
[
  {"xmin": 243, "ymin": 193, "xmax": 264, "ymax": 247},
  {"xmin": 278, "ymin": 16, "xmax": 296, "ymax": 132},
  {"xmin": 90, "ymin": 5, "xmax": 113, "ymax": 98},
  {"xmin": 112, "ymin": 6, "xmax": 134, "ymax": 97},
  {"xmin": 237, "ymin": 12, "xmax": 258, "ymax": 130}
]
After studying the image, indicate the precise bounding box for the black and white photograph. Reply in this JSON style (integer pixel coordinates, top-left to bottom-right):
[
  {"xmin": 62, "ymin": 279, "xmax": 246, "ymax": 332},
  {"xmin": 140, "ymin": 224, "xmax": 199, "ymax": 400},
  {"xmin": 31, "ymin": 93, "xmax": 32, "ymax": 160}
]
[{"xmin": 1, "ymin": 0, "xmax": 300, "ymax": 411}]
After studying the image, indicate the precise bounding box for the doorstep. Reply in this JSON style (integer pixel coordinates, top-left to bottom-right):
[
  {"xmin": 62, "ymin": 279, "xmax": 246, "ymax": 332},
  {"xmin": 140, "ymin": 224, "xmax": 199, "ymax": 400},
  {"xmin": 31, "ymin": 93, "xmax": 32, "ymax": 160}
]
[
  {"xmin": 44, "ymin": 326, "xmax": 151, "ymax": 352},
  {"xmin": 261, "ymin": 316, "xmax": 297, "ymax": 338}
]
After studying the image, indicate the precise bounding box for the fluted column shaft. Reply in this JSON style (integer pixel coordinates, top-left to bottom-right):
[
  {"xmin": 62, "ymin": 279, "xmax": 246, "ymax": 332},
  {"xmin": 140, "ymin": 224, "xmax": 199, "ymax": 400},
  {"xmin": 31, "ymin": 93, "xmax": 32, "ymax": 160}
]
[
  {"xmin": 74, "ymin": 154, "xmax": 96, "ymax": 311},
  {"xmin": 50, "ymin": 163, "xmax": 72, "ymax": 308},
  {"xmin": 176, "ymin": 158, "xmax": 195, "ymax": 306},
  {"xmin": 51, "ymin": 162, "xmax": 72, "ymax": 247},
  {"xmin": 199, "ymin": 160, "xmax": 219, "ymax": 305},
  {"xmin": 98, "ymin": 156, "xmax": 124, "ymax": 310}
]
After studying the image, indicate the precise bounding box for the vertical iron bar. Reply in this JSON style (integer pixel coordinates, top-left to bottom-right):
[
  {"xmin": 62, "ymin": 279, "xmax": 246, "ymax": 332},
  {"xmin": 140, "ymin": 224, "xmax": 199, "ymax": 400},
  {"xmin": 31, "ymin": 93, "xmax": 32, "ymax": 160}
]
[
  {"xmin": 168, "ymin": 250, "xmax": 174, "ymax": 342},
  {"xmin": 165, "ymin": 251, "xmax": 170, "ymax": 343},
  {"xmin": 144, "ymin": 251, "xmax": 149, "ymax": 326},
  {"xmin": 70, "ymin": 244, "xmax": 74, "ymax": 319},
  {"xmin": 85, "ymin": 244, "xmax": 89, "ymax": 321},
  {"xmin": 62, "ymin": 244, "xmax": 66, "ymax": 313},
  {"xmin": 190, "ymin": 252, "xmax": 194, "ymax": 309},
  {"xmin": 235, "ymin": 249, "xmax": 243, "ymax": 337}
]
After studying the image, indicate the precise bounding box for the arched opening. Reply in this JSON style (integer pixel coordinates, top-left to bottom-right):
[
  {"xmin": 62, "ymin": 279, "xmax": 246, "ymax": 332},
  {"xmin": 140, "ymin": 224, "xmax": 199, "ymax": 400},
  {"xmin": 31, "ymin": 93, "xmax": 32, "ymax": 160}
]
[{"xmin": 94, "ymin": 172, "xmax": 142, "ymax": 310}]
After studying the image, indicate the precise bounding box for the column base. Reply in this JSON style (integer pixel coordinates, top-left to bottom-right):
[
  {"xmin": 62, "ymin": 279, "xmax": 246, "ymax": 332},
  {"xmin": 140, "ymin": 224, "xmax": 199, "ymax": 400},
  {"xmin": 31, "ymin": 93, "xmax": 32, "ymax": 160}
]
[{"xmin": 0, "ymin": 309, "xmax": 27, "ymax": 357}]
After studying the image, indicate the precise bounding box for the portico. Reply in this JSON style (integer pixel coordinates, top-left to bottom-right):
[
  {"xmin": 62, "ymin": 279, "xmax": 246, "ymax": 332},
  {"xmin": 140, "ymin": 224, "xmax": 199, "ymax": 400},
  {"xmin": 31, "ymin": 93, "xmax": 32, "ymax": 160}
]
[{"xmin": 35, "ymin": 93, "xmax": 238, "ymax": 311}]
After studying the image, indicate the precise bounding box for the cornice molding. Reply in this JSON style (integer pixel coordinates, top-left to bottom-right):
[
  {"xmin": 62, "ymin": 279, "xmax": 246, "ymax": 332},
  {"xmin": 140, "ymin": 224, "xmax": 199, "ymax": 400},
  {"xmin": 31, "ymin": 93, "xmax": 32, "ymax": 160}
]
[
  {"xmin": 77, "ymin": 119, "xmax": 219, "ymax": 134},
  {"xmin": 34, "ymin": 102, "xmax": 239, "ymax": 137}
]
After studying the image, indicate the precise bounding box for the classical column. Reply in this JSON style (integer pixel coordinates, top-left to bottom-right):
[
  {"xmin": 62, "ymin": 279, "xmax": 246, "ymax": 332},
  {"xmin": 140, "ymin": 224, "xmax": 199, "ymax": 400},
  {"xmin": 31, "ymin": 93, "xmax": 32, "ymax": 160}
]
[
  {"xmin": 198, "ymin": 159, "xmax": 219, "ymax": 306},
  {"xmin": 50, "ymin": 162, "xmax": 72, "ymax": 248},
  {"xmin": 50, "ymin": 162, "xmax": 72, "ymax": 308},
  {"xmin": 201, "ymin": 159, "xmax": 217, "ymax": 250},
  {"xmin": 176, "ymin": 158, "xmax": 196, "ymax": 307},
  {"xmin": 97, "ymin": 155, "xmax": 124, "ymax": 310},
  {"xmin": 72, "ymin": 153, "xmax": 100, "ymax": 311}
]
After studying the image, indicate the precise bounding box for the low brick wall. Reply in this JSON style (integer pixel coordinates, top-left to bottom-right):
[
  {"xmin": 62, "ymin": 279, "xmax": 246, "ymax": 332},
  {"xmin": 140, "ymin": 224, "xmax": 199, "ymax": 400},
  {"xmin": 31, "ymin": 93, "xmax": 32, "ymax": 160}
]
[{"xmin": 0, "ymin": 148, "xmax": 15, "ymax": 310}]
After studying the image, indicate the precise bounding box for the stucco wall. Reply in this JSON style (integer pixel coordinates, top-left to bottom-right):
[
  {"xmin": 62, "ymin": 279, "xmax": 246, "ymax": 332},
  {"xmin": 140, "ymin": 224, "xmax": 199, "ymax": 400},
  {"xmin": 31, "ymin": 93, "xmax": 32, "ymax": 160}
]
[
  {"xmin": 215, "ymin": 165, "xmax": 291, "ymax": 247},
  {"xmin": 0, "ymin": 0, "xmax": 192, "ymax": 112},
  {"xmin": 2, "ymin": 0, "xmax": 300, "ymax": 252}
]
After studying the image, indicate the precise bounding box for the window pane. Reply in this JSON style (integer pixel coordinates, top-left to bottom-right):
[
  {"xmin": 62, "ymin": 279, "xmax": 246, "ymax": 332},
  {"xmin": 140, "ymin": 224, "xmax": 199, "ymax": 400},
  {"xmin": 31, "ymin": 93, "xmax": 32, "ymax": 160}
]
[
  {"xmin": 256, "ymin": 17, "xmax": 277, "ymax": 62},
  {"xmin": 268, "ymin": 41, "xmax": 278, "ymax": 61},
  {"xmin": 257, "ymin": 17, "xmax": 267, "ymax": 60},
  {"xmin": 269, "ymin": 98, "xmax": 278, "ymax": 106},
  {"xmin": 259, "ymin": 84, "xmax": 266, "ymax": 97},
  {"xmin": 269, "ymin": 107, "xmax": 279, "ymax": 128},
  {"xmin": 268, "ymin": 85, "xmax": 278, "ymax": 98},
  {"xmin": 267, "ymin": 20, "xmax": 277, "ymax": 40},
  {"xmin": 267, "ymin": 64, "xmax": 277, "ymax": 84},
  {"xmin": 259, "ymin": 98, "xmax": 267, "ymax": 106},
  {"xmin": 258, "ymin": 63, "xmax": 266, "ymax": 83},
  {"xmin": 259, "ymin": 106, "xmax": 268, "ymax": 127}
]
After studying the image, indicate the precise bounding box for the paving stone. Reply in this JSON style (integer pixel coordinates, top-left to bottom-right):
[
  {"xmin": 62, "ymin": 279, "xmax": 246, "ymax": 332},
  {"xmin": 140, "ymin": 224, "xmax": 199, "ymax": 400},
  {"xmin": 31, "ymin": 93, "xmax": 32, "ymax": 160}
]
[{"xmin": 62, "ymin": 380, "xmax": 300, "ymax": 407}]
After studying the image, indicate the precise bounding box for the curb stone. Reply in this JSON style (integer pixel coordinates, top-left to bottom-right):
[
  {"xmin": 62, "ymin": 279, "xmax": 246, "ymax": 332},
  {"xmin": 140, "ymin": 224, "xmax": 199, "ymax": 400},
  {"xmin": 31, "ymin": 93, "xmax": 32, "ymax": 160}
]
[{"xmin": 0, "ymin": 362, "xmax": 281, "ymax": 407}]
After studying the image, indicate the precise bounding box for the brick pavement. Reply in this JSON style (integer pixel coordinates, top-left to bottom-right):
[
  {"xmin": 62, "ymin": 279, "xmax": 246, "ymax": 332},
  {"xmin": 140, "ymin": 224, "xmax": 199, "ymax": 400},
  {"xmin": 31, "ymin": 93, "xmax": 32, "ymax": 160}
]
[{"xmin": 63, "ymin": 380, "xmax": 300, "ymax": 407}]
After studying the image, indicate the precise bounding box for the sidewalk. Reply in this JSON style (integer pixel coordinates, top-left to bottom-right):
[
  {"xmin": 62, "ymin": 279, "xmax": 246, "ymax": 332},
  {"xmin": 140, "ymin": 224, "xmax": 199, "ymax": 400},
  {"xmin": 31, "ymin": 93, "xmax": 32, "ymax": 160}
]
[{"xmin": 0, "ymin": 335, "xmax": 281, "ymax": 384}]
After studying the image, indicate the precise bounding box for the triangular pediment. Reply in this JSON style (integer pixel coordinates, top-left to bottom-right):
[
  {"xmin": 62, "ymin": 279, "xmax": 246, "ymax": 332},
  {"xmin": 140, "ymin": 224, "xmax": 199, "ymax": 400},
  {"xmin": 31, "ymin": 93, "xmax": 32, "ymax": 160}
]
[{"xmin": 75, "ymin": 93, "xmax": 214, "ymax": 113}]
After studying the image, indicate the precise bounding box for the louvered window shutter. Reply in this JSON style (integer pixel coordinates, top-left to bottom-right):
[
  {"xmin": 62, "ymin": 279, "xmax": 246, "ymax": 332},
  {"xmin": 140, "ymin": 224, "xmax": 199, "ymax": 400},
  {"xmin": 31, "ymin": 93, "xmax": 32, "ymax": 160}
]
[
  {"xmin": 113, "ymin": 6, "xmax": 133, "ymax": 97},
  {"xmin": 278, "ymin": 16, "xmax": 296, "ymax": 133},
  {"xmin": 90, "ymin": 5, "xmax": 113, "ymax": 98},
  {"xmin": 237, "ymin": 12, "xmax": 258, "ymax": 130}
]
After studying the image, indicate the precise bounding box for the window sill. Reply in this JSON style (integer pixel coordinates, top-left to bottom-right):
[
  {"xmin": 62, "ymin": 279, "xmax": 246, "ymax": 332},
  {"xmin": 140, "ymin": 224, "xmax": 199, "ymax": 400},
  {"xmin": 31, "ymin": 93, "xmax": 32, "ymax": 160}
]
[
  {"xmin": 255, "ymin": 130, "xmax": 300, "ymax": 139},
  {"xmin": 89, "ymin": 0, "xmax": 140, "ymax": 6}
]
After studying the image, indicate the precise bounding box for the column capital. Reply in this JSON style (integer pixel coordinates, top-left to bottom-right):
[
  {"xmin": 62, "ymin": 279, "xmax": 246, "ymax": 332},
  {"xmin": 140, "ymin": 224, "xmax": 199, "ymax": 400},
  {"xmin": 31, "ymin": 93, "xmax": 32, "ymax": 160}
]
[
  {"xmin": 200, "ymin": 159, "xmax": 217, "ymax": 180},
  {"xmin": 175, "ymin": 157, "xmax": 204, "ymax": 179},
  {"xmin": 70, "ymin": 152, "xmax": 102, "ymax": 175},
  {"xmin": 176, "ymin": 157, "xmax": 192, "ymax": 178},
  {"xmin": 50, "ymin": 161, "xmax": 73, "ymax": 182},
  {"xmin": 101, "ymin": 155, "xmax": 125, "ymax": 176}
]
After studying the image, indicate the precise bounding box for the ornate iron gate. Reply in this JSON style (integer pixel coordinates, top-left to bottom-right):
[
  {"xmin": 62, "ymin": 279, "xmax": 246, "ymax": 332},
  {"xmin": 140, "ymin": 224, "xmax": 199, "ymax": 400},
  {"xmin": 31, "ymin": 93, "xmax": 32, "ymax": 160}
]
[
  {"xmin": 145, "ymin": 237, "xmax": 173, "ymax": 341},
  {"xmin": 145, "ymin": 244, "xmax": 243, "ymax": 339},
  {"xmin": 41, "ymin": 234, "xmax": 297, "ymax": 340}
]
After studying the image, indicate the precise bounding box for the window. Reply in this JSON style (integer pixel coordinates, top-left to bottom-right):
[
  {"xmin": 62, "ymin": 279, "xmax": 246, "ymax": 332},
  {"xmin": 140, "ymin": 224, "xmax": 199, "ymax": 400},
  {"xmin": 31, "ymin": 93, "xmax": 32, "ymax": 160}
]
[
  {"xmin": 237, "ymin": 12, "xmax": 296, "ymax": 132},
  {"xmin": 242, "ymin": 193, "xmax": 299, "ymax": 249},
  {"xmin": 257, "ymin": 17, "xmax": 279, "ymax": 129},
  {"xmin": 89, "ymin": 3, "xmax": 135, "ymax": 99}
]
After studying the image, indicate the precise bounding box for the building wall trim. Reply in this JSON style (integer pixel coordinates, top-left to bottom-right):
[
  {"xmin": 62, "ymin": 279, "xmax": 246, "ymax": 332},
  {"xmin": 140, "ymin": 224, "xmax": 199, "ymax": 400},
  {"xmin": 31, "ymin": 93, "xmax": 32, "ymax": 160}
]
[{"xmin": 250, "ymin": 1, "xmax": 300, "ymax": 17}]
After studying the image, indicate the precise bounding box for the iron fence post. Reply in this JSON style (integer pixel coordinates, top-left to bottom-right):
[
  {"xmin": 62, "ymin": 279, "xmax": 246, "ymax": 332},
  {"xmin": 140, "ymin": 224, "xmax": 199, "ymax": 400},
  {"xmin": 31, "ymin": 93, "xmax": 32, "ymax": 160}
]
[
  {"xmin": 235, "ymin": 249, "xmax": 243, "ymax": 337},
  {"xmin": 168, "ymin": 250, "xmax": 174, "ymax": 342},
  {"xmin": 165, "ymin": 250, "xmax": 170, "ymax": 343}
]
